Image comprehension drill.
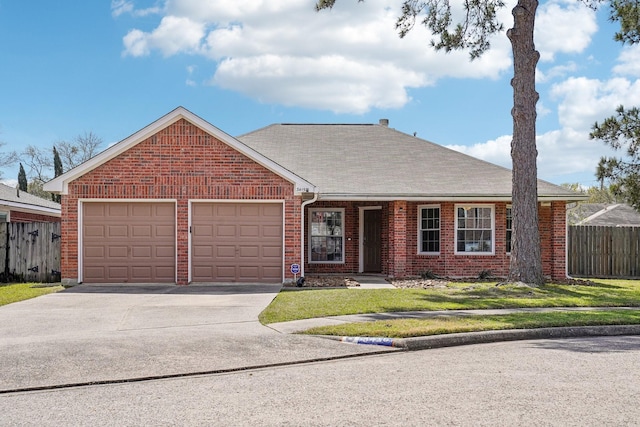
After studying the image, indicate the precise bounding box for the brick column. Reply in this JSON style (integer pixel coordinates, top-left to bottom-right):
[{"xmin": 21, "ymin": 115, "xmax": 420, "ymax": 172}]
[
  {"xmin": 284, "ymin": 196, "xmax": 301, "ymax": 283},
  {"xmin": 551, "ymin": 201, "xmax": 567, "ymax": 280},
  {"xmin": 61, "ymin": 196, "xmax": 79, "ymax": 286},
  {"xmin": 176, "ymin": 198, "xmax": 189, "ymax": 285},
  {"xmin": 388, "ymin": 200, "xmax": 407, "ymax": 277}
]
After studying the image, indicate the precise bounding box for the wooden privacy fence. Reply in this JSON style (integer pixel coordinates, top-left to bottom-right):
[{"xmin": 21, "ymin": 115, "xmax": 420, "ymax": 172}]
[
  {"xmin": 568, "ymin": 226, "xmax": 640, "ymax": 278},
  {"xmin": 0, "ymin": 222, "xmax": 61, "ymax": 283}
]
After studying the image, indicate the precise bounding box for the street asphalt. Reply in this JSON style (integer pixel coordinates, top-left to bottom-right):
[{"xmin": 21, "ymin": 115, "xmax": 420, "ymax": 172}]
[{"xmin": 3, "ymin": 336, "xmax": 640, "ymax": 425}]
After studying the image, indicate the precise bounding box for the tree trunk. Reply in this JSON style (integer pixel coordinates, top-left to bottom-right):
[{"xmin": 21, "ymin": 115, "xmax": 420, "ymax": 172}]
[{"xmin": 506, "ymin": 0, "xmax": 544, "ymax": 285}]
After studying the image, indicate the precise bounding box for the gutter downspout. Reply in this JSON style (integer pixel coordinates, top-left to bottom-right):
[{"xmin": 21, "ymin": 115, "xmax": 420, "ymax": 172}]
[{"xmin": 300, "ymin": 192, "xmax": 319, "ymax": 279}]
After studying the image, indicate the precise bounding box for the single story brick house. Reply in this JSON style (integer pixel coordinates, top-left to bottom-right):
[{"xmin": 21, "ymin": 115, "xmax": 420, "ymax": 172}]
[
  {"xmin": 44, "ymin": 107, "xmax": 583, "ymax": 286},
  {"xmin": 0, "ymin": 183, "xmax": 61, "ymax": 223}
]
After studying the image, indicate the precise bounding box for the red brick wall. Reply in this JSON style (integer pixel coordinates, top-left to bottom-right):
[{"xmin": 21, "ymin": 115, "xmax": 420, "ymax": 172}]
[
  {"xmin": 305, "ymin": 200, "xmax": 568, "ymax": 280},
  {"xmin": 551, "ymin": 201, "xmax": 567, "ymax": 280},
  {"xmin": 303, "ymin": 201, "xmax": 389, "ymax": 275},
  {"xmin": 62, "ymin": 119, "xmax": 298, "ymax": 285},
  {"xmin": 389, "ymin": 201, "xmax": 408, "ymax": 277},
  {"xmin": 10, "ymin": 210, "xmax": 61, "ymax": 223},
  {"xmin": 408, "ymin": 202, "xmax": 511, "ymax": 278}
]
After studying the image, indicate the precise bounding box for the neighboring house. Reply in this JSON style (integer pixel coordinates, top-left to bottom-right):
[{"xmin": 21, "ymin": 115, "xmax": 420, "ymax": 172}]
[
  {"xmin": 0, "ymin": 183, "xmax": 61, "ymax": 223},
  {"xmin": 569, "ymin": 203, "xmax": 640, "ymax": 227},
  {"xmin": 44, "ymin": 107, "xmax": 583, "ymax": 286}
]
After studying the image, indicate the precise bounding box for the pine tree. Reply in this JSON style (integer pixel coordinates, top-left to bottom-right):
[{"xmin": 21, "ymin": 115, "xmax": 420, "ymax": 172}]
[
  {"xmin": 52, "ymin": 147, "xmax": 63, "ymax": 203},
  {"xmin": 317, "ymin": 0, "xmax": 544, "ymax": 284},
  {"xmin": 18, "ymin": 163, "xmax": 28, "ymax": 192}
]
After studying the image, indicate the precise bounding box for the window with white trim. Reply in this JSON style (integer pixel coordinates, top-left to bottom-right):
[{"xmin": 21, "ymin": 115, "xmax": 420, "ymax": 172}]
[
  {"xmin": 455, "ymin": 205, "xmax": 494, "ymax": 254},
  {"xmin": 506, "ymin": 206, "xmax": 513, "ymax": 253},
  {"xmin": 418, "ymin": 205, "xmax": 440, "ymax": 254},
  {"xmin": 0, "ymin": 211, "xmax": 7, "ymax": 223},
  {"xmin": 309, "ymin": 209, "xmax": 344, "ymax": 263}
]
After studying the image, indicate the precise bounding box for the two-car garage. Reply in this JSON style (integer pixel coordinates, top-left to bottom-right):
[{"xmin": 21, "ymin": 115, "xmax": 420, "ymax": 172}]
[{"xmin": 81, "ymin": 201, "xmax": 283, "ymax": 284}]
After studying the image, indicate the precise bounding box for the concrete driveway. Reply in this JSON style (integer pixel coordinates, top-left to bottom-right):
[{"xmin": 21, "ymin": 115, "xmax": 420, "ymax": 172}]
[{"xmin": 0, "ymin": 284, "xmax": 390, "ymax": 392}]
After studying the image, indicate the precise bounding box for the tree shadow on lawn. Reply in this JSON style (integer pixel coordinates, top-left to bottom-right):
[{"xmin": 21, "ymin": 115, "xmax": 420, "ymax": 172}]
[{"xmin": 377, "ymin": 283, "xmax": 640, "ymax": 313}]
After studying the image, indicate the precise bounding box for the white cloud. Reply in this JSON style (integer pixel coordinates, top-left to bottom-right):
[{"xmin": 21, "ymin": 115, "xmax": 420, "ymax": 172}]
[
  {"xmin": 111, "ymin": 0, "xmax": 133, "ymax": 17},
  {"xmin": 446, "ymin": 128, "xmax": 617, "ymax": 185},
  {"xmin": 535, "ymin": 0, "xmax": 598, "ymax": 62},
  {"xmin": 537, "ymin": 62, "xmax": 578, "ymax": 84},
  {"xmin": 123, "ymin": 29, "xmax": 149, "ymax": 56},
  {"xmin": 551, "ymin": 76, "xmax": 640, "ymax": 131},
  {"xmin": 447, "ymin": 135, "xmax": 512, "ymax": 170},
  {"xmin": 537, "ymin": 101, "xmax": 552, "ymax": 118},
  {"xmin": 123, "ymin": 15, "xmax": 205, "ymax": 57},
  {"xmin": 111, "ymin": 0, "xmax": 162, "ymax": 18},
  {"xmin": 119, "ymin": 0, "xmax": 513, "ymax": 113},
  {"xmin": 186, "ymin": 64, "xmax": 197, "ymax": 86},
  {"xmin": 613, "ymin": 44, "xmax": 640, "ymax": 77},
  {"xmin": 212, "ymin": 55, "xmax": 426, "ymax": 114}
]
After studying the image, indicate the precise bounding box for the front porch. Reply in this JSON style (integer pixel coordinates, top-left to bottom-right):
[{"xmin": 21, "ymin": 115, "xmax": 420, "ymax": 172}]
[
  {"xmin": 302, "ymin": 200, "xmax": 567, "ymax": 280},
  {"xmin": 304, "ymin": 200, "xmax": 413, "ymax": 278}
]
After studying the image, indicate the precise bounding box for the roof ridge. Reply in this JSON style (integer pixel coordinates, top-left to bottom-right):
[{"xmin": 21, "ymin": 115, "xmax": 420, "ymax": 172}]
[
  {"xmin": 577, "ymin": 203, "xmax": 622, "ymax": 225},
  {"xmin": 278, "ymin": 123, "xmax": 376, "ymax": 126}
]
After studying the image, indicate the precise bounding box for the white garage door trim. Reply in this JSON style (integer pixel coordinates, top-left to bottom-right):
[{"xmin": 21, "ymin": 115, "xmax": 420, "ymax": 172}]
[
  {"xmin": 188, "ymin": 200, "xmax": 285, "ymax": 283},
  {"xmin": 78, "ymin": 199, "xmax": 178, "ymax": 284}
]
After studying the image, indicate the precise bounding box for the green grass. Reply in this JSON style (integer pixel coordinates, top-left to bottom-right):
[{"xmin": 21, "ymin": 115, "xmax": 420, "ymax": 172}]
[
  {"xmin": 259, "ymin": 279, "xmax": 640, "ymax": 324},
  {"xmin": 0, "ymin": 283, "xmax": 64, "ymax": 306},
  {"xmin": 301, "ymin": 310, "xmax": 640, "ymax": 338}
]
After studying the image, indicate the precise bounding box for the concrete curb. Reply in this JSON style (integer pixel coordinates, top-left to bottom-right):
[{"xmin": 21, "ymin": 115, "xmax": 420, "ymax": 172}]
[
  {"xmin": 313, "ymin": 325, "xmax": 640, "ymax": 351},
  {"xmin": 268, "ymin": 307, "xmax": 640, "ymax": 334},
  {"xmin": 393, "ymin": 325, "xmax": 640, "ymax": 350}
]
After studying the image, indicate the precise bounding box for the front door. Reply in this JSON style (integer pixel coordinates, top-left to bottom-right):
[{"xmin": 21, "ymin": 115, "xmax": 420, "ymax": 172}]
[{"xmin": 363, "ymin": 209, "xmax": 382, "ymax": 273}]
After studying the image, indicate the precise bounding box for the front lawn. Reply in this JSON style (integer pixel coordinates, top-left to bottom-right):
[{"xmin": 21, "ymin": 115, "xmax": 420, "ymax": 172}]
[
  {"xmin": 259, "ymin": 279, "xmax": 640, "ymax": 324},
  {"xmin": 0, "ymin": 283, "xmax": 64, "ymax": 307},
  {"xmin": 302, "ymin": 309, "xmax": 640, "ymax": 338}
]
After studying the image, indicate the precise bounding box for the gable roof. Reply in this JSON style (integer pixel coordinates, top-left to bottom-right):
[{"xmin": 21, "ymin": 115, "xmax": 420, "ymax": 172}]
[
  {"xmin": 0, "ymin": 183, "xmax": 61, "ymax": 216},
  {"xmin": 238, "ymin": 123, "xmax": 584, "ymax": 201},
  {"xmin": 44, "ymin": 107, "xmax": 316, "ymax": 195},
  {"xmin": 570, "ymin": 203, "xmax": 640, "ymax": 226}
]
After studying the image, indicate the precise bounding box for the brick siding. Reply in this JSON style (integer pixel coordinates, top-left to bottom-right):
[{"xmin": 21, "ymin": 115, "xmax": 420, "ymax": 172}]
[
  {"xmin": 10, "ymin": 210, "xmax": 61, "ymax": 223},
  {"xmin": 62, "ymin": 119, "xmax": 298, "ymax": 285}
]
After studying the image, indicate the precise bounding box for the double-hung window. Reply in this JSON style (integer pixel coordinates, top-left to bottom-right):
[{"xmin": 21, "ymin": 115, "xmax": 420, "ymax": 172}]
[
  {"xmin": 506, "ymin": 206, "xmax": 513, "ymax": 253},
  {"xmin": 309, "ymin": 209, "xmax": 344, "ymax": 263},
  {"xmin": 418, "ymin": 205, "xmax": 440, "ymax": 254},
  {"xmin": 455, "ymin": 205, "xmax": 495, "ymax": 254}
]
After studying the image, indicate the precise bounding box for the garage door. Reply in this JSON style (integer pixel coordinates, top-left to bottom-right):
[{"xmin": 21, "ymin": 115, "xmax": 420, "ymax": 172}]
[
  {"xmin": 83, "ymin": 202, "xmax": 176, "ymax": 283},
  {"xmin": 191, "ymin": 203, "xmax": 283, "ymax": 283}
]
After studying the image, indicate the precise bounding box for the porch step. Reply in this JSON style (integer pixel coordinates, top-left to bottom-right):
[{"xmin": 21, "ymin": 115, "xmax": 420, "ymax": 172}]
[{"xmin": 351, "ymin": 275, "xmax": 395, "ymax": 289}]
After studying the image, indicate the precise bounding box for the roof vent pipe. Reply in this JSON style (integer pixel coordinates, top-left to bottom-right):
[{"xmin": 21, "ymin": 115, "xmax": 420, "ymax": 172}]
[{"xmin": 379, "ymin": 119, "xmax": 389, "ymax": 127}]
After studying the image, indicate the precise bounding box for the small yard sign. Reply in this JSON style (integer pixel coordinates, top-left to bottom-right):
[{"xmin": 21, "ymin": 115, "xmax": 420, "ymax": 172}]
[{"xmin": 290, "ymin": 264, "xmax": 301, "ymax": 275}]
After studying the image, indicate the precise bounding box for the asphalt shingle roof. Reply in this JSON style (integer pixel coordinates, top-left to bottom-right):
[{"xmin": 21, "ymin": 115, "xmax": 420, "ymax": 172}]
[
  {"xmin": 570, "ymin": 203, "xmax": 640, "ymax": 226},
  {"xmin": 0, "ymin": 183, "xmax": 61, "ymax": 210},
  {"xmin": 238, "ymin": 123, "xmax": 581, "ymax": 199}
]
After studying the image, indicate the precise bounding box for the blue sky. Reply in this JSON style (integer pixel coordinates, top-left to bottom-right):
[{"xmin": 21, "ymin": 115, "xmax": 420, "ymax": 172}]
[{"xmin": 0, "ymin": 0, "xmax": 636, "ymax": 189}]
